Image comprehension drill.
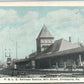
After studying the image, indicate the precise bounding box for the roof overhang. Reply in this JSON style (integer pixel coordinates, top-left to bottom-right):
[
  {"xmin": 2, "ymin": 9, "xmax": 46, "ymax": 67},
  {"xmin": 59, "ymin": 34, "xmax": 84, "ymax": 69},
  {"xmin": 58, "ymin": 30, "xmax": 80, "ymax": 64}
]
[{"xmin": 35, "ymin": 47, "xmax": 84, "ymax": 60}]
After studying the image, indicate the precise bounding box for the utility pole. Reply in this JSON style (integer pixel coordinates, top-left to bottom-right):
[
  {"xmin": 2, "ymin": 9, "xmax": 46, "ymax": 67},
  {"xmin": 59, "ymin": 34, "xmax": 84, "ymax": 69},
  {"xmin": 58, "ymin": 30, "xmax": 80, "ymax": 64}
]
[
  {"xmin": 9, "ymin": 49, "xmax": 11, "ymax": 57},
  {"xmin": 10, "ymin": 39, "xmax": 18, "ymax": 59},
  {"xmin": 78, "ymin": 37, "xmax": 80, "ymax": 47},
  {"xmin": 5, "ymin": 49, "xmax": 7, "ymax": 57},
  {"xmin": 16, "ymin": 41, "xmax": 18, "ymax": 59}
]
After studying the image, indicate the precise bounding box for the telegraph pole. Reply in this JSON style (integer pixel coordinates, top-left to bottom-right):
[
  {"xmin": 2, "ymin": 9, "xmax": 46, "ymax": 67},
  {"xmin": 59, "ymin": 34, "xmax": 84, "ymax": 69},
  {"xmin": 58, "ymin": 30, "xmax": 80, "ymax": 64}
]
[
  {"xmin": 9, "ymin": 49, "xmax": 11, "ymax": 57},
  {"xmin": 16, "ymin": 41, "xmax": 18, "ymax": 59},
  {"xmin": 78, "ymin": 37, "xmax": 80, "ymax": 47},
  {"xmin": 5, "ymin": 49, "xmax": 7, "ymax": 57}
]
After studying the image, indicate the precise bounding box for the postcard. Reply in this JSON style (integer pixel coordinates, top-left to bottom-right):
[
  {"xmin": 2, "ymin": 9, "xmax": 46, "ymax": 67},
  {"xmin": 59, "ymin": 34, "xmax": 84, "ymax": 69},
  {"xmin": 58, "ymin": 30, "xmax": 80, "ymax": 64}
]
[{"xmin": 0, "ymin": 1, "xmax": 83, "ymax": 83}]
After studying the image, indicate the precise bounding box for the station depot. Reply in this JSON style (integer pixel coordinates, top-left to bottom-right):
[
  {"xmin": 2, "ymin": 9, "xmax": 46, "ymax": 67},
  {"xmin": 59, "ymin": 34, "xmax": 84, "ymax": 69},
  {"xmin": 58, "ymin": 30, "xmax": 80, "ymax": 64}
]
[
  {"xmin": 1, "ymin": 25, "xmax": 84, "ymax": 76},
  {"xmin": 14, "ymin": 25, "xmax": 84, "ymax": 69}
]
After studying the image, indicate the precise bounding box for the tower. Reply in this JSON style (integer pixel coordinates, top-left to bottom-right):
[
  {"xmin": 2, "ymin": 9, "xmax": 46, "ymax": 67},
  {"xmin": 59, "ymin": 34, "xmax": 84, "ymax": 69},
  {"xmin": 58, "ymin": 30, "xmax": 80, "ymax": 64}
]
[{"xmin": 36, "ymin": 25, "xmax": 54, "ymax": 54}]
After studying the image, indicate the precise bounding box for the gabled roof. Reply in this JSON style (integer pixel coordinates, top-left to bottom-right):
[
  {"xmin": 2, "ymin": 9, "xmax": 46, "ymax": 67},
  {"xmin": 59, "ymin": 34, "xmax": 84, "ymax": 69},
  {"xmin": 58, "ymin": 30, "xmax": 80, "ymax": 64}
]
[
  {"xmin": 37, "ymin": 25, "xmax": 54, "ymax": 39},
  {"xmin": 36, "ymin": 38, "xmax": 82, "ymax": 59},
  {"xmin": 59, "ymin": 39, "xmax": 80, "ymax": 51},
  {"xmin": 44, "ymin": 39, "xmax": 81, "ymax": 53}
]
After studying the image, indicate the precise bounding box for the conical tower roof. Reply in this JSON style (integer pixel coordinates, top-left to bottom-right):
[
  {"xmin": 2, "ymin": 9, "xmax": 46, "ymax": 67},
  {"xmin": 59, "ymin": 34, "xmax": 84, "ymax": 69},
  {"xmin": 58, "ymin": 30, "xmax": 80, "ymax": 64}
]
[{"xmin": 37, "ymin": 25, "xmax": 53, "ymax": 39}]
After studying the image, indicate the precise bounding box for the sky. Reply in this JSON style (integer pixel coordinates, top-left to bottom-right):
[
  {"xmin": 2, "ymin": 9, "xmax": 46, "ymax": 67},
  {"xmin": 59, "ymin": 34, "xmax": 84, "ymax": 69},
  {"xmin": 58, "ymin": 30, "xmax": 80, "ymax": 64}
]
[{"xmin": 0, "ymin": 6, "xmax": 84, "ymax": 62}]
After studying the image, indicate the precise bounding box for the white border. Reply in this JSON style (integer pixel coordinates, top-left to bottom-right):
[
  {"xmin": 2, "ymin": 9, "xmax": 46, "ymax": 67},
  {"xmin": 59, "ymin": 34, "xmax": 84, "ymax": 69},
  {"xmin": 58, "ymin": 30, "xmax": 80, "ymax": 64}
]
[
  {"xmin": 0, "ymin": 1, "xmax": 83, "ymax": 6},
  {"xmin": 0, "ymin": 77, "xmax": 84, "ymax": 83}
]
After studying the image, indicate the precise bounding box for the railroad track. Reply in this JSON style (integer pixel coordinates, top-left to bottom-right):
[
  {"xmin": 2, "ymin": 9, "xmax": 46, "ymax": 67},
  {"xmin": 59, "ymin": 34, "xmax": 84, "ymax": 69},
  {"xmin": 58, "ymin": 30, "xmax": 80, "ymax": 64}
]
[{"xmin": 0, "ymin": 69, "xmax": 84, "ymax": 77}]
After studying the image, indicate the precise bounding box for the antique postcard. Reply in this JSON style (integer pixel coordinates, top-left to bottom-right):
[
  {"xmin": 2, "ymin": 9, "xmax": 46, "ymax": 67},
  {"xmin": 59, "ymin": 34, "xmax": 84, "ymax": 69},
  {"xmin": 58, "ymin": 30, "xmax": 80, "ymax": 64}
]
[{"xmin": 0, "ymin": 1, "xmax": 84, "ymax": 83}]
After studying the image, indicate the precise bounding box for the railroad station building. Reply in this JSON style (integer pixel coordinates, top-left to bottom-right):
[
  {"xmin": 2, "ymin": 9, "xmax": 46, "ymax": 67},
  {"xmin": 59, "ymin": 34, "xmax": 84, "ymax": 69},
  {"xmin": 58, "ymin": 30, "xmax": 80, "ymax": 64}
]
[{"xmin": 14, "ymin": 25, "xmax": 84, "ymax": 70}]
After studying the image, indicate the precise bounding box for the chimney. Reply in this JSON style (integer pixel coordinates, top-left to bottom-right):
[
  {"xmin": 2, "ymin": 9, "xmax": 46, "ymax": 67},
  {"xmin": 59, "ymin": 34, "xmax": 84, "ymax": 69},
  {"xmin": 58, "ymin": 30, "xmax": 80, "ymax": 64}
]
[{"xmin": 69, "ymin": 36, "xmax": 71, "ymax": 42}]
